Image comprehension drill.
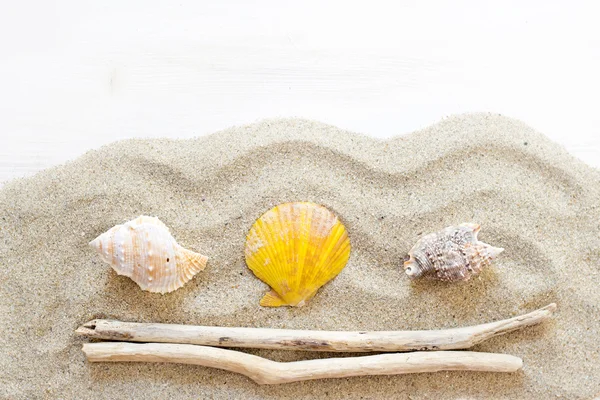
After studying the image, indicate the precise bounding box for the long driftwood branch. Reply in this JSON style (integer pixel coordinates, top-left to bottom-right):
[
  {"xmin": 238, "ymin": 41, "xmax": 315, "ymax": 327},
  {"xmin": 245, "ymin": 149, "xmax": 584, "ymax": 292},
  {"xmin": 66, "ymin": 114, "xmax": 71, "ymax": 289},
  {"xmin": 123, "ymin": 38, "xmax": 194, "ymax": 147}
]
[
  {"xmin": 82, "ymin": 342, "xmax": 522, "ymax": 384},
  {"xmin": 77, "ymin": 303, "xmax": 555, "ymax": 352}
]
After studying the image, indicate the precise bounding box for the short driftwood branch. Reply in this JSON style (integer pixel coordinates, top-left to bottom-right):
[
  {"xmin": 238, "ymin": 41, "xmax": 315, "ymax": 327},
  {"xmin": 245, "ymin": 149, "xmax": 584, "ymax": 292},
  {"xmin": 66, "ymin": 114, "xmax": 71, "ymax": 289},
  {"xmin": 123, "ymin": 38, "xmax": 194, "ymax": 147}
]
[
  {"xmin": 82, "ymin": 342, "xmax": 523, "ymax": 384},
  {"xmin": 76, "ymin": 303, "xmax": 555, "ymax": 352}
]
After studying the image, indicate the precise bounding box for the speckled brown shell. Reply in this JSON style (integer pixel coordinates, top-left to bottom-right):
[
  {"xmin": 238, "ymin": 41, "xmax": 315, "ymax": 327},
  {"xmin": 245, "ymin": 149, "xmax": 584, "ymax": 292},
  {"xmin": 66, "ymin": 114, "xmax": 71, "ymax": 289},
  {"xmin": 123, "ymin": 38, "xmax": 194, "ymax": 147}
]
[{"xmin": 403, "ymin": 223, "xmax": 504, "ymax": 282}]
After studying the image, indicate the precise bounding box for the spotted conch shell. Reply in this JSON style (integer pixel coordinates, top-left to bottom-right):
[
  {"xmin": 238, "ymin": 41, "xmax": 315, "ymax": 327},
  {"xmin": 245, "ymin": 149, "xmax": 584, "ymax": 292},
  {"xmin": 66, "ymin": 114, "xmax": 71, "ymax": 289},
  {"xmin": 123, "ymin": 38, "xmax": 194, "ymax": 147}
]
[
  {"xmin": 404, "ymin": 223, "xmax": 504, "ymax": 282},
  {"xmin": 245, "ymin": 202, "xmax": 351, "ymax": 307},
  {"xmin": 90, "ymin": 216, "xmax": 208, "ymax": 293}
]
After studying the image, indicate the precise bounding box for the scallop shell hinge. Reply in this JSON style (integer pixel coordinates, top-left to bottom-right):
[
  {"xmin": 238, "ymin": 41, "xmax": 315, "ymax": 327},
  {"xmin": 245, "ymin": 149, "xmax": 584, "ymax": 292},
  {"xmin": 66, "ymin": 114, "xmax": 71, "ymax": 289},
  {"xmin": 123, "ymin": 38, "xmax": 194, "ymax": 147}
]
[
  {"xmin": 89, "ymin": 216, "xmax": 208, "ymax": 293},
  {"xmin": 404, "ymin": 223, "xmax": 503, "ymax": 282}
]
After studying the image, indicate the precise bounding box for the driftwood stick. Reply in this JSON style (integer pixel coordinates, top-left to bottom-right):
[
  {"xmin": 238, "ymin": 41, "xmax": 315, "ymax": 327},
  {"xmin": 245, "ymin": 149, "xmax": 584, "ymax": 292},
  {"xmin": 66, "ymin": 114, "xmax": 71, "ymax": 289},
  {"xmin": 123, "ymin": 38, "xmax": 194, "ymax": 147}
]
[
  {"xmin": 77, "ymin": 303, "xmax": 555, "ymax": 352},
  {"xmin": 82, "ymin": 342, "xmax": 522, "ymax": 384}
]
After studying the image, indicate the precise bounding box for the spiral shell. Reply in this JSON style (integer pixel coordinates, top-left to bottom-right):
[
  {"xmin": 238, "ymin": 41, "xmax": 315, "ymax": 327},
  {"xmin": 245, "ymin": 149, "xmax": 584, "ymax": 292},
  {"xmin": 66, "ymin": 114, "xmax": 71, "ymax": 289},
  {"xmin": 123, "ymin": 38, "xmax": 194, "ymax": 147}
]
[
  {"xmin": 245, "ymin": 202, "xmax": 351, "ymax": 307},
  {"xmin": 90, "ymin": 216, "xmax": 208, "ymax": 293},
  {"xmin": 404, "ymin": 223, "xmax": 503, "ymax": 282}
]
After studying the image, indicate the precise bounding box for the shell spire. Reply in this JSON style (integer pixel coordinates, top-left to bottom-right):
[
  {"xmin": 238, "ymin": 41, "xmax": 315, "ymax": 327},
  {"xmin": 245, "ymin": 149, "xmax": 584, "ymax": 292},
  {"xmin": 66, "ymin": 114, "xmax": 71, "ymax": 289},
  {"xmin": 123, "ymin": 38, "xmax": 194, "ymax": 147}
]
[
  {"xmin": 245, "ymin": 202, "xmax": 351, "ymax": 307},
  {"xmin": 89, "ymin": 216, "xmax": 208, "ymax": 293},
  {"xmin": 404, "ymin": 223, "xmax": 503, "ymax": 282}
]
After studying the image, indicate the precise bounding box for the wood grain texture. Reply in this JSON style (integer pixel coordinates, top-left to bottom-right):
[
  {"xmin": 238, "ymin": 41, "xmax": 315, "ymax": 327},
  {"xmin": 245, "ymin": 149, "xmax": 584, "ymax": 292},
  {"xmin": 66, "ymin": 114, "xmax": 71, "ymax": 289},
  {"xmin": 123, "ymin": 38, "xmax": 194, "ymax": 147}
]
[
  {"xmin": 76, "ymin": 304, "xmax": 556, "ymax": 352},
  {"xmin": 82, "ymin": 343, "xmax": 523, "ymax": 384},
  {"xmin": 1, "ymin": 1, "xmax": 599, "ymax": 185}
]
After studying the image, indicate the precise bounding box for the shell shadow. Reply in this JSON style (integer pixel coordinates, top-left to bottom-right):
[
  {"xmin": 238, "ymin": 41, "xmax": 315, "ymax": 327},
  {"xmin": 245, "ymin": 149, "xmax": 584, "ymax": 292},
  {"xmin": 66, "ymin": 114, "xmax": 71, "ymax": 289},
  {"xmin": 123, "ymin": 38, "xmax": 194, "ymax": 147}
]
[
  {"xmin": 88, "ymin": 266, "xmax": 209, "ymax": 324},
  {"xmin": 406, "ymin": 266, "xmax": 500, "ymax": 316},
  {"xmin": 398, "ymin": 225, "xmax": 559, "ymax": 321}
]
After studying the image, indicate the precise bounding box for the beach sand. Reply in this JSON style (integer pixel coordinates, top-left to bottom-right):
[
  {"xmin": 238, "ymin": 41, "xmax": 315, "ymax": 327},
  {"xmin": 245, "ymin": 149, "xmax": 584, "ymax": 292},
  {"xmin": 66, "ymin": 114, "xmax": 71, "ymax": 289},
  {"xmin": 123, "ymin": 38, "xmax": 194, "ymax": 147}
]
[{"xmin": 0, "ymin": 114, "xmax": 598, "ymax": 399}]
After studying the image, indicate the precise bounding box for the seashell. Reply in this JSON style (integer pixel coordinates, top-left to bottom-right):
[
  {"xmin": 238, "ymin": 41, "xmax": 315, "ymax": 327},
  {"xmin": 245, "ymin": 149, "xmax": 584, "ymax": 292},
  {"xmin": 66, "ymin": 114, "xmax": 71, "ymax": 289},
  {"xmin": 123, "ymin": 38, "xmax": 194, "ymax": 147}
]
[
  {"xmin": 403, "ymin": 223, "xmax": 504, "ymax": 282},
  {"xmin": 90, "ymin": 216, "xmax": 208, "ymax": 293},
  {"xmin": 244, "ymin": 202, "xmax": 351, "ymax": 307}
]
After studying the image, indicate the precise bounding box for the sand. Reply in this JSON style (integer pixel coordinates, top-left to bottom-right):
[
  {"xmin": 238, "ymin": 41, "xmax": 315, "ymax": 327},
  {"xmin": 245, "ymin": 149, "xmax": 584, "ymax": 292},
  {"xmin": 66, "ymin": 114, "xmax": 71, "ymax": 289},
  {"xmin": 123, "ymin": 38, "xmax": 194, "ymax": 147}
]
[{"xmin": 0, "ymin": 114, "xmax": 599, "ymax": 399}]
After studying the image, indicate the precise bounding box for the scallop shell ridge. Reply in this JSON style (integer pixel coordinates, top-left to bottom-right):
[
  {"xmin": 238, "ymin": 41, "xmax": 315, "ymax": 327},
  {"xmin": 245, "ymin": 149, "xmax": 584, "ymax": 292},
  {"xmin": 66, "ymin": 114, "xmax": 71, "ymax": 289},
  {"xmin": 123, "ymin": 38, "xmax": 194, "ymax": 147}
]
[
  {"xmin": 89, "ymin": 216, "xmax": 208, "ymax": 293},
  {"xmin": 403, "ymin": 223, "xmax": 503, "ymax": 282},
  {"xmin": 244, "ymin": 202, "xmax": 351, "ymax": 307}
]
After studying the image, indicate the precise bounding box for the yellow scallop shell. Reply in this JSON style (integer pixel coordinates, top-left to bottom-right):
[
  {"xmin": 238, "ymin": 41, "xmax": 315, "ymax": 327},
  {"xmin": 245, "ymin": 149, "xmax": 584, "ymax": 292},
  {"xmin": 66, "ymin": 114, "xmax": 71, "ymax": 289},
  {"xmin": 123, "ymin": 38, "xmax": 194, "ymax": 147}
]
[{"xmin": 244, "ymin": 202, "xmax": 351, "ymax": 307}]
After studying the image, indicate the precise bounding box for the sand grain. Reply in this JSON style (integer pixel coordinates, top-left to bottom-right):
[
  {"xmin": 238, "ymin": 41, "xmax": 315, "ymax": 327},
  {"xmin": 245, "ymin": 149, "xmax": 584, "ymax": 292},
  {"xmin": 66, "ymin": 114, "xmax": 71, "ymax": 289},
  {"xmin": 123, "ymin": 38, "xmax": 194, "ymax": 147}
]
[{"xmin": 0, "ymin": 114, "xmax": 599, "ymax": 399}]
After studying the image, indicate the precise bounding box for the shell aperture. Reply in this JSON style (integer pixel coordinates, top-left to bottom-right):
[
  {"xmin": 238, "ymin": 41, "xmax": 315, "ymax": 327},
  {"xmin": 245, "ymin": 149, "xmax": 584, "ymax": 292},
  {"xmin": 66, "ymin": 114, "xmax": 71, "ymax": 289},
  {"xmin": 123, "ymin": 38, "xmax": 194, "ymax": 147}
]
[
  {"xmin": 90, "ymin": 216, "xmax": 208, "ymax": 293},
  {"xmin": 404, "ymin": 223, "xmax": 503, "ymax": 282}
]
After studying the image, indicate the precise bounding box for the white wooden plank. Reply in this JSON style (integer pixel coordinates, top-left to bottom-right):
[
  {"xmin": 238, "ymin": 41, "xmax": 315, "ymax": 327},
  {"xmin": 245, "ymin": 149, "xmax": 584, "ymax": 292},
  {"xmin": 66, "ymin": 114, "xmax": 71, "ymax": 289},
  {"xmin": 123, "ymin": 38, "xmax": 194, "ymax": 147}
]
[{"xmin": 1, "ymin": 0, "xmax": 599, "ymax": 184}]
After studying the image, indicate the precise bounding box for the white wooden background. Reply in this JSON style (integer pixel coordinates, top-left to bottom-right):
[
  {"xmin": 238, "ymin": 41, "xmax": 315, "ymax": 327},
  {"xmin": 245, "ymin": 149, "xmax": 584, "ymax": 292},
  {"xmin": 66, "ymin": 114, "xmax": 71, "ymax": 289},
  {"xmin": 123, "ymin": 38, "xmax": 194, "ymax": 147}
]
[{"xmin": 1, "ymin": 1, "xmax": 599, "ymax": 185}]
